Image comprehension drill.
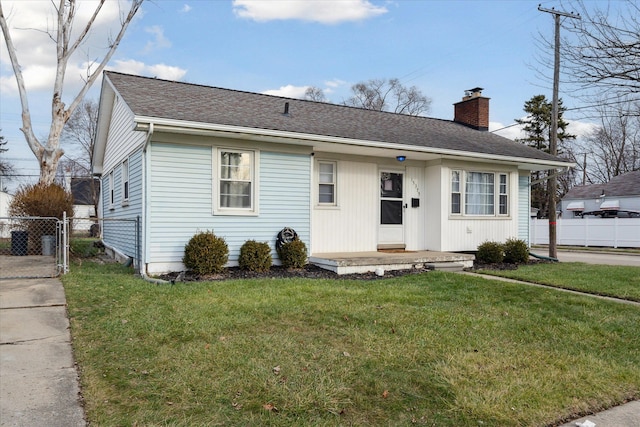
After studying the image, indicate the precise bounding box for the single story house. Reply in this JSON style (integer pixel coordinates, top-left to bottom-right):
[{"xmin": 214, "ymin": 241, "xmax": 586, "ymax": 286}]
[
  {"xmin": 93, "ymin": 72, "xmax": 573, "ymax": 275},
  {"xmin": 561, "ymin": 170, "xmax": 640, "ymax": 218}
]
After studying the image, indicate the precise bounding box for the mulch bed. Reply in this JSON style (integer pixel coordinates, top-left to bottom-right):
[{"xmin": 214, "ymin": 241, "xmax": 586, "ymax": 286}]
[
  {"xmin": 157, "ymin": 259, "xmax": 552, "ymax": 283},
  {"xmin": 158, "ymin": 264, "xmax": 434, "ymax": 283}
]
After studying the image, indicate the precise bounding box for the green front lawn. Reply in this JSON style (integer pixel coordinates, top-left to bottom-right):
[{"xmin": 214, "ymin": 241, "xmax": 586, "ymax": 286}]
[
  {"xmin": 62, "ymin": 262, "xmax": 640, "ymax": 426},
  {"xmin": 477, "ymin": 263, "xmax": 640, "ymax": 302}
]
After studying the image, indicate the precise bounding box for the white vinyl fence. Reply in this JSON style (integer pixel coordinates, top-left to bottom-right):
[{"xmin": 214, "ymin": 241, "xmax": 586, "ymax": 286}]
[{"xmin": 531, "ymin": 218, "xmax": 640, "ymax": 248}]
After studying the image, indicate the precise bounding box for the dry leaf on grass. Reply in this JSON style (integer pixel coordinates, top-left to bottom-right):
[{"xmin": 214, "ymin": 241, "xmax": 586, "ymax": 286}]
[{"xmin": 263, "ymin": 403, "xmax": 278, "ymax": 412}]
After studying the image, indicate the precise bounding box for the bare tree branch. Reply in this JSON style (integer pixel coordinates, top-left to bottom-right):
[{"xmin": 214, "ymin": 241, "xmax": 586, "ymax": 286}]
[
  {"xmin": 0, "ymin": 0, "xmax": 143, "ymax": 184},
  {"xmin": 344, "ymin": 78, "xmax": 431, "ymax": 116}
]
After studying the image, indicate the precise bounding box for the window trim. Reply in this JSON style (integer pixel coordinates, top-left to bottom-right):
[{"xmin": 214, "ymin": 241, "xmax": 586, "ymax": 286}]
[
  {"xmin": 450, "ymin": 169, "xmax": 511, "ymax": 218},
  {"xmin": 451, "ymin": 170, "xmax": 461, "ymax": 215},
  {"xmin": 498, "ymin": 173, "xmax": 508, "ymax": 216},
  {"xmin": 121, "ymin": 158, "xmax": 130, "ymax": 206},
  {"xmin": 213, "ymin": 147, "xmax": 259, "ymax": 216},
  {"xmin": 317, "ymin": 160, "xmax": 337, "ymax": 207}
]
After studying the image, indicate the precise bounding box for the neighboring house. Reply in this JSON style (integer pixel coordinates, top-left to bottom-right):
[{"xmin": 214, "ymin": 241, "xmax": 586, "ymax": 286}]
[
  {"xmin": 65, "ymin": 177, "xmax": 100, "ymax": 232},
  {"xmin": 93, "ymin": 72, "xmax": 573, "ymax": 275},
  {"xmin": 561, "ymin": 170, "xmax": 640, "ymax": 218},
  {"xmin": 0, "ymin": 190, "xmax": 13, "ymax": 238}
]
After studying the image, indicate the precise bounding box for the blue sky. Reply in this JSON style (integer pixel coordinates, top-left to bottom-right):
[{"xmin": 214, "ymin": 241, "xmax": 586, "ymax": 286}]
[{"xmin": 0, "ymin": 0, "xmax": 604, "ymax": 191}]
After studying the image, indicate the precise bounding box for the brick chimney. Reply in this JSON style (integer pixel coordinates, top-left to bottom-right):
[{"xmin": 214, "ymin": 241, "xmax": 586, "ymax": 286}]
[{"xmin": 454, "ymin": 87, "xmax": 489, "ymax": 131}]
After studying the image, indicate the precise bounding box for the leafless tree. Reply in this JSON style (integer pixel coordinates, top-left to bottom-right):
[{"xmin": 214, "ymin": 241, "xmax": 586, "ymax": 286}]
[
  {"xmin": 60, "ymin": 99, "xmax": 99, "ymax": 177},
  {"xmin": 344, "ymin": 78, "xmax": 431, "ymax": 116},
  {"xmin": 0, "ymin": 0, "xmax": 143, "ymax": 185},
  {"xmin": 581, "ymin": 101, "xmax": 640, "ymax": 183},
  {"xmin": 304, "ymin": 86, "xmax": 327, "ymax": 102},
  {"xmin": 57, "ymin": 99, "xmax": 100, "ymax": 214},
  {"xmin": 537, "ymin": 1, "xmax": 640, "ymax": 111}
]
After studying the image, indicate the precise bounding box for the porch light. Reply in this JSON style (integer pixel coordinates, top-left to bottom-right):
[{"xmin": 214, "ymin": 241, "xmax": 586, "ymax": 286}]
[{"xmin": 396, "ymin": 155, "xmax": 406, "ymax": 162}]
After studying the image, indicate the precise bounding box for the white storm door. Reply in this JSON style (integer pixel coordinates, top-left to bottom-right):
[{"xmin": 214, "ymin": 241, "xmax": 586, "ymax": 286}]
[{"xmin": 378, "ymin": 171, "xmax": 405, "ymax": 248}]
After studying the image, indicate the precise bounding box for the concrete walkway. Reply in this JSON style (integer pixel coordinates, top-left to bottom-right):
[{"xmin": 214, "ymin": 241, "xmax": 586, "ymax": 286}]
[{"xmin": 0, "ymin": 277, "xmax": 85, "ymax": 426}]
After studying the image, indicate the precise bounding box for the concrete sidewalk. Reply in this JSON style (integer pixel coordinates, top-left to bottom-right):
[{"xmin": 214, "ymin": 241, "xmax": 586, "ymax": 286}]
[{"xmin": 0, "ymin": 277, "xmax": 85, "ymax": 427}]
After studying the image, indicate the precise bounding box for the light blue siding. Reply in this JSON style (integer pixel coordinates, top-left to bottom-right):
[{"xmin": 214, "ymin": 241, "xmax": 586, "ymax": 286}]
[
  {"xmin": 518, "ymin": 175, "xmax": 530, "ymax": 244},
  {"xmin": 148, "ymin": 142, "xmax": 310, "ymax": 266},
  {"xmin": 102, "ymin": 149, "xmax": 143, "ymax": 259}
]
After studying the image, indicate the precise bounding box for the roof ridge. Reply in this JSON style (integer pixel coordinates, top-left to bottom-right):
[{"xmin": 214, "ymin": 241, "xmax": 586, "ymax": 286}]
[{"xmin": 103, "ymin": 70, "xmax": 449, "ymax": 122}]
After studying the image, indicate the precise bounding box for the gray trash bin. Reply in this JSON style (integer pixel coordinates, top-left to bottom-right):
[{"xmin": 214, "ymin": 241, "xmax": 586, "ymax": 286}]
[
  {"xmin": 11, "ymin": 230, "xmax": 28, "ymax": 256},
  {"xmin": 42, "ymin": 235, "xmax": 56, "ymax": 256}
]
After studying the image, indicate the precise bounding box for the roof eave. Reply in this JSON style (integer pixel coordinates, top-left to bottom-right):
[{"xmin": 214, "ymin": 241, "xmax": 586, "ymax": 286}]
[{"xmin": 133, "ymin": 116, "xmax": 574, "ymax": 170}]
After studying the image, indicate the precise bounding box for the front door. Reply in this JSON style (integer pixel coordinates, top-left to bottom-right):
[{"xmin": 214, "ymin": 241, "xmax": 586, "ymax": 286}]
[{"xmin": 378, "ymin": 171, "xmax": 405, "ymax": 249}]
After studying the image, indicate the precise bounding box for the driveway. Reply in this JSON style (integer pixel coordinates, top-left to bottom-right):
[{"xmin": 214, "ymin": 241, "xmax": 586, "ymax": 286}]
[{"xmin": 554, "ymin": 250, "xmax": 640, "ymax": 266}]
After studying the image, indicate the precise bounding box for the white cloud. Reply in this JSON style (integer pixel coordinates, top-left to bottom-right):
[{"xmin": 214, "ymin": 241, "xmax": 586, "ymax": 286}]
[
  {"xmin": 567, "ymin": 120, "xmax": 598, "ymax": 140},
  {"xmin": 490, "ymin": 121, "xmax": 524, "ymax": 141},
  {"xmin": 490, "ymin": 118, "xmax": 599, "ymax": 144},
  {"xmin": 323, "ymin": 79, "xmax": 347, "ymax": 94},
  {"xmin": 110, "ymin": 60, "xmax": 187, "ymax": 81},
  {"xmin": 263, "ymin": 84, "xmax": 309, "ymax": 98},
  {"xmin": 232, "ymin": 0, "xmax": 387, "ymax": 24},
  {"xmin": 180, "ymin": 4, "xmax": 192, "ymax": 13},
  {"xmin": 144, "ymin": 25, "xmax": 172, "ymax": 53}
]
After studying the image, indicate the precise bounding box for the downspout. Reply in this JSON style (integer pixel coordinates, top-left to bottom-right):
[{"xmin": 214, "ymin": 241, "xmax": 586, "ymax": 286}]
[{"xmin": 139, "ymin": 122, "xmax": 170, "ymax": 285}]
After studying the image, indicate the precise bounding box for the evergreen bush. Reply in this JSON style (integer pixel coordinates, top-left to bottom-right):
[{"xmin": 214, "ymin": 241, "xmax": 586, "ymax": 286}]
[
  {"xmin": 277, "ymin": 238, "xmax": 307, "ymax": 269},
  {"xmin": 476, "ymin": 241, "xmax": 504, "ymax": 264},
  {"xmin": 503, "ymin": 238, "xmax": 529, "ymax": 264},
  {"xmin": 183, "ymin": 231, "xmax": 228, "ymax": 275},
  {"xmin": 239, "ymin": 240, "xmax": 272, "ymax": 272}
]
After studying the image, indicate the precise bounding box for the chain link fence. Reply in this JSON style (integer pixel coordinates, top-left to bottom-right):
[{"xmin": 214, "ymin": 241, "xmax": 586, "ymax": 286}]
[
  {"xmin": 0, "ymin": 216, "xmax": 65, "ymax": 279},
  {"xmin": 0, "ymin": 215, "xmax": 140, "ymax": 279}
]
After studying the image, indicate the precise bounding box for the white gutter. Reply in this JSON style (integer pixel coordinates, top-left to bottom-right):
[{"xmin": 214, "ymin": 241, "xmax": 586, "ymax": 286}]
[{"xmin": 133, "ymin": 116, "xmax": 573, "ymax": 170}]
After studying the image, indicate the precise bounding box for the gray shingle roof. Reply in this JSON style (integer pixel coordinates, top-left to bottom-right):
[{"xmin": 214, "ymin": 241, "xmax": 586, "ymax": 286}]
[
  {"xmin": 105, "ymin": 71, "xmax": 567, "ymax": 164},
  {"xmin": 564, "ymin": 170, "xmax": 640, "ymax": 199}
]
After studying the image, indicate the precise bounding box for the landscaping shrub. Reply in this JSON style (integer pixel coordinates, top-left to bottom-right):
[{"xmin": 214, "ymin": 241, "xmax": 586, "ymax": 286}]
[
  {"xmin": 277, "ymin": 238, "xmax": 307, "ymax": 269},
  {"xmin": 503, "ymin": 237, "xmax": 529, "ymax": 264},
  {"xmin": 183, "ymin": 231, "xmax": 228, "ymax": 275},
  {"xmin": 476, "ymin": 240, "xmax": 504, "ymax": 264},
  {"xmin": 9, "ymin": 182, "xmax": 74, "ymax": 219},
  {"xmin": 9, "ymin": 183, "xmax": 73, "ymax": 253},
  {"xmin": 239, "ymin": 240, "xmax": 272, "ymax": 272}
]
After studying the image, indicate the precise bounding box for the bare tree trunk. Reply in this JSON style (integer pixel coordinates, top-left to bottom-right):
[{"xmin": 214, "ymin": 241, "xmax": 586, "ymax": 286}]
[{"xmin": 0, "ymin": 0, "xmax": 143, "ymax": 185}]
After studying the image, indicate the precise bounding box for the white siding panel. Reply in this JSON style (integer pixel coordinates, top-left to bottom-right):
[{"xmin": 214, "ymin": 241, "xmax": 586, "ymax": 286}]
[
  {"xmin": 405, "ymin": 166, "xmax": 426, "ymax": 250},
  {"xmin": 424, "ymin": 164, "xmax": 443, "ymax": 250},
  {"xmin": 103, "ymin": 96, "xmax": 145, "ymax": 174},
  {"xmin": 102, "ymin": 149, "xmax": 143, "ymax": 259},
  {"xmin": 312, "ymin": 161, "xmax": 378, "ymax": 252},
  {"xmin": 148, "ymin": 143, "xmax": 310, "ymax": 271},
  {"xmin": 441, "ymin": 218, "xmax": 518, "ymax": 251}
]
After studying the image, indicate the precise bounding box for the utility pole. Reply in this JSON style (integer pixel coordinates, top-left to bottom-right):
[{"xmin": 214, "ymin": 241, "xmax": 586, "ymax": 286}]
[{"xmin": 538, "ymin": 5, "xmax": 580, "ymax": 259}]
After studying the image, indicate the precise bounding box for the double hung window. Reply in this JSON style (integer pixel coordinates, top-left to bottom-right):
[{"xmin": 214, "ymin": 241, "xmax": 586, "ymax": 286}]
[
  {"xmin": 318, "ymin": 161, "xmax": 336, "ymax": 205},
  {"xmin": 216, "ymin": 149, "xmax": 256, "ymax": 213}
]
